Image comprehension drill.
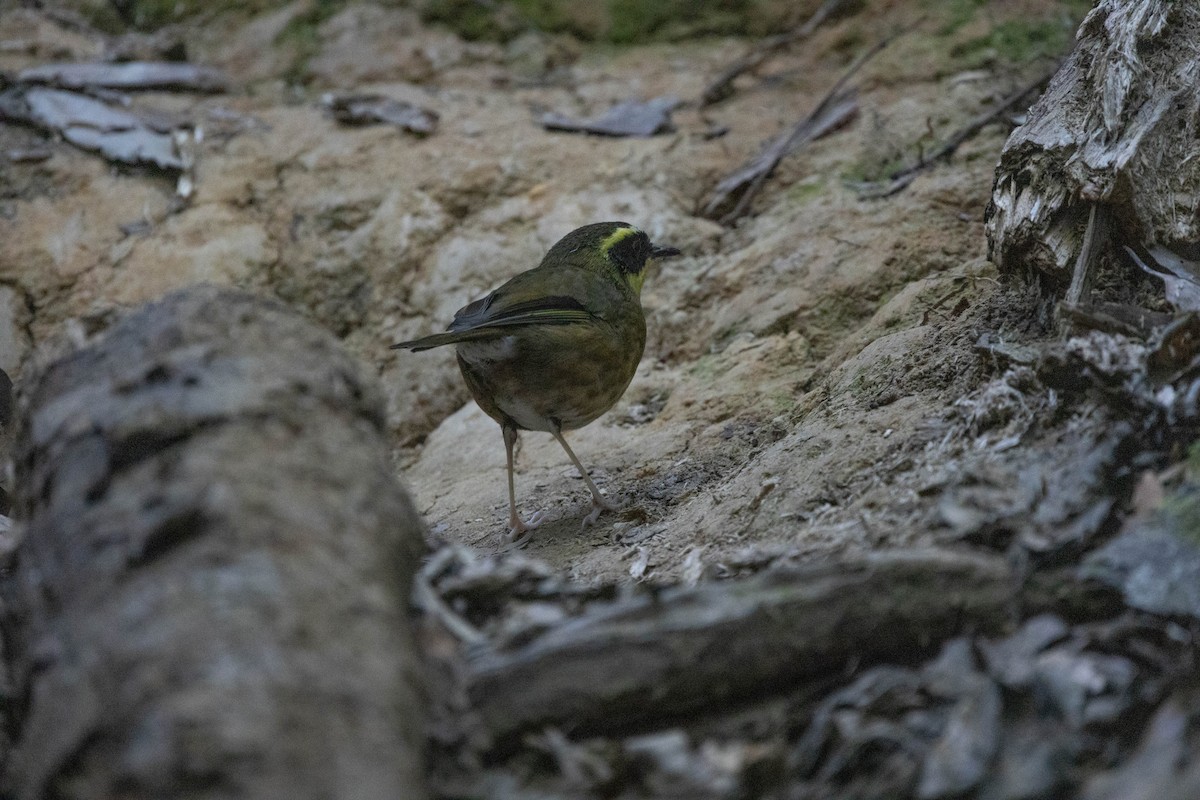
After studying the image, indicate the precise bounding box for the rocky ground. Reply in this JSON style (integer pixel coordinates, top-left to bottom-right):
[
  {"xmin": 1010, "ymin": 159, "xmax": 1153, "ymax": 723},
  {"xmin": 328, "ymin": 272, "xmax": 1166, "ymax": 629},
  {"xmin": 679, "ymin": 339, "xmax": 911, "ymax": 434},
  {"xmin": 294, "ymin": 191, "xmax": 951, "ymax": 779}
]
[
  {"xmin": 1, "ymin": 0, "xmax": 1087, "ymax": 584},
  {"xmin": 13, "ymin": 2, "xmax": 1200, "ymax": 798}
]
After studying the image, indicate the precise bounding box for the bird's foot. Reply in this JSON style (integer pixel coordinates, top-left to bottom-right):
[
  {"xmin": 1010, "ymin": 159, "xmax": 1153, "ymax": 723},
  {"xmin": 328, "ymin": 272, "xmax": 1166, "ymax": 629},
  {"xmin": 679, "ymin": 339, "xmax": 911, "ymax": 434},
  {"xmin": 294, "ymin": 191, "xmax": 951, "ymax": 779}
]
[
  {"xmin": 581, "ymin": 494, "xmax": 619, "ymax": 528},
  {"xmin": 505, "ymin": 509, "xmax": 545, "ymax": 547}
]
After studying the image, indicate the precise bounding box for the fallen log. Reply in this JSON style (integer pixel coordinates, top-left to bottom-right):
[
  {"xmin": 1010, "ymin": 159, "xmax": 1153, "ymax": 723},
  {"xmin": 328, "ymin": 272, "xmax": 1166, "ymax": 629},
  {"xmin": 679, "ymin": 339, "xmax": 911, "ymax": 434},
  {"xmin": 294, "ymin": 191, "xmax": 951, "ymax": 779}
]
[
  {"xmin": 3, "ymin": 286, "xmax": 428, "ymax": 800},
  {"xmin": 465, "ymin": 549, "xmax": 1116, "ymax": 744}
]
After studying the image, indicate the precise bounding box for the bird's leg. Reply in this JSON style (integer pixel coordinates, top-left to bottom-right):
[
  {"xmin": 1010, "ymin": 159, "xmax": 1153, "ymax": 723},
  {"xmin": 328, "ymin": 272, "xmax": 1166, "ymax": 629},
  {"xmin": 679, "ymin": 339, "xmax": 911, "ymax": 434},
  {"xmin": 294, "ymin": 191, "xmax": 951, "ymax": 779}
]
[
  {"xmin": 549, "ymin": 423, "xmax": 618, "ymax": 527},
  {"xmin": 503, "ymin": 422, "xmax": 543, "ymax": 544}
]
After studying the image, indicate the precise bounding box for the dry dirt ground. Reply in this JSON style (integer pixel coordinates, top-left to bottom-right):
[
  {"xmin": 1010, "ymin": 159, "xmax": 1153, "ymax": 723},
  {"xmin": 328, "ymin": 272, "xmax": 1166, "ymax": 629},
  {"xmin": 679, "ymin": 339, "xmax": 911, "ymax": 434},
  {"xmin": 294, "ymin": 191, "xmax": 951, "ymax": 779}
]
[{"xmin": 0, "ymin": 0, "xmax": 1087, "ymax": 586}]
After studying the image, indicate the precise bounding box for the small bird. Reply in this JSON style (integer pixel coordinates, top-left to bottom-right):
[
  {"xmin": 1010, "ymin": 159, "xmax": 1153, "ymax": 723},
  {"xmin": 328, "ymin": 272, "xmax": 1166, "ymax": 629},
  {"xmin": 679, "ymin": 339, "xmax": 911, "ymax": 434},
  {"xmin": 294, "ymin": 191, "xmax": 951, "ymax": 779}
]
[{"xmin": 393, "ymin": 221, "xmax": 681, "ymax": 543}]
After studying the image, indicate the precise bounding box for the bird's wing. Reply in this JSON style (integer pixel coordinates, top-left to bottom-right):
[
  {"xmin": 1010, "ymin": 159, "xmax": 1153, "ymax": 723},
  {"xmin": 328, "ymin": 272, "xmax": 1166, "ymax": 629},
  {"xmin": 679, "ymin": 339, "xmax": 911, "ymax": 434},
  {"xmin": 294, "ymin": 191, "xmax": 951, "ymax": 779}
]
[
  {"xmin": 392, "ymin": 267, "xmax": 603, "ymax": 351},
  {"xmin": 447, "ymin": 292, "xmax": 591, "ymax": 331}
]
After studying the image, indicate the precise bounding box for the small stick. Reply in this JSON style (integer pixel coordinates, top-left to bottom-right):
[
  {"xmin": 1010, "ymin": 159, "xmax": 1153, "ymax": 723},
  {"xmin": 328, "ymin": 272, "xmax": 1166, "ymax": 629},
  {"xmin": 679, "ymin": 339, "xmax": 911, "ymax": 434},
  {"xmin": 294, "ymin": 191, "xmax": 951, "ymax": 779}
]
[
  {"xmin": 413, "ymin": 547, "xmax": 488, "ymax": 646},
  {"xmin": 857, "ymin": 68, "xmax": 1057, "ymax": 199},
  {"xmin": 715, "ymin": 92, "xmax": 858, "ymax": 224},
  {"xmin": 705, "ymin": 22, "xmax": 918, "ymax": 224},
  {"xmin": 1065, "ymin": 202, "xmax": 1102, "ymax": 308},
  {"xmin": 700, "ymin": 0, "xmax": 848, "ymax": 106}
]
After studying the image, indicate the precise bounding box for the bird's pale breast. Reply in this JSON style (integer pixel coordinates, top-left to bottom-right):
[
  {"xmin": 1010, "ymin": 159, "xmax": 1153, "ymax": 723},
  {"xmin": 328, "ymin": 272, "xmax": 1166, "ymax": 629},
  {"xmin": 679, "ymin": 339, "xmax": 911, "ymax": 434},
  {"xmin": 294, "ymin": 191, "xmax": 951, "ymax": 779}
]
[{"xmin": 456, "ymin": 314, "xmax": 645, "ymax": 432}]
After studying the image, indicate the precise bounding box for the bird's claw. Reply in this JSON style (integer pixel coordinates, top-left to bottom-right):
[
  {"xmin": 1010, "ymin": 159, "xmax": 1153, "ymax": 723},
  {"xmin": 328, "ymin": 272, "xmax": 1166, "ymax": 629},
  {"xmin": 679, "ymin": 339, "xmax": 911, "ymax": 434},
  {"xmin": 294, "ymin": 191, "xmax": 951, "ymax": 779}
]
[
  {"xmin": 505, "ymin": 509, "xmax": 545, "ymax": 546},
  {"xmin": 581, "ymin": 495, "xmax": 619, "ymax": 528}
]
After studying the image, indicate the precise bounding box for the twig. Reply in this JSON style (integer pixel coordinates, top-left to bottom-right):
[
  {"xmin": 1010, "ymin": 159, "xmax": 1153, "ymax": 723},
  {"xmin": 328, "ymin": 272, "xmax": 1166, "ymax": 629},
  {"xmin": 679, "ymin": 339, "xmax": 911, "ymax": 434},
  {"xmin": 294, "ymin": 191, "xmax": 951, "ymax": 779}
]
[
  {"xmin": 856, "ymin": 68, "xmax": 1057, "ymax": 199},
  {"xmin": 901, "ymin": 69, "xmax": 1056, "ymax": 178},
  {"xmin": 1065, "ymin": 203, "xmax": 1102, "ymax": 307},
  {"xmin": 709, "ymin": 92, "xmax": 858, "ymax": 224},
  {"xmin": 702, "ymin": 22, "xmax": 917, "ymax": 224},
  {"xmin": 413, "ymin": 547, "xmax": 488, "ymax": 646},
  {"xmin": 700, "ymin": 0, "xmax": 849, "ymax": 106}
]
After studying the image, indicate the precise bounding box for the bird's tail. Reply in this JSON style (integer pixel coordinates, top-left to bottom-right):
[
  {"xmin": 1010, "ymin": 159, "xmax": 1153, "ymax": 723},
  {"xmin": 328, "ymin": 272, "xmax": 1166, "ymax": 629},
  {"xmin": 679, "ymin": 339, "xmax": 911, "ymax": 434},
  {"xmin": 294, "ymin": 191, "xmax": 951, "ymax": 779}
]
[{"xmin": 390, "ymin": 328, "xmax": 497, "ymax": 352}]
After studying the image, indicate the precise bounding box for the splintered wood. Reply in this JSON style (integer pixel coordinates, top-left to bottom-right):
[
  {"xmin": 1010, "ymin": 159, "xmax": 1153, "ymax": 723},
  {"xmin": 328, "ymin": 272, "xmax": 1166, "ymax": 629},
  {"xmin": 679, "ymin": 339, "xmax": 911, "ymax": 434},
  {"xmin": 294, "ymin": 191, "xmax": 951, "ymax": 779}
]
[{"xmin": 986, "ymin": 0, "xmax": 1200, "ymax": 285}]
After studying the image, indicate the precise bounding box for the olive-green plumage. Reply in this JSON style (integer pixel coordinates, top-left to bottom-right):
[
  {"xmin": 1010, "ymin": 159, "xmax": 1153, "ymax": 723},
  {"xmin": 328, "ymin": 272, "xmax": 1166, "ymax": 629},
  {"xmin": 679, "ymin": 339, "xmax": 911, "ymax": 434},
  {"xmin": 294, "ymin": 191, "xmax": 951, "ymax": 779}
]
[{"xmin": 393, "ymin": 221, "xmax": 680, "ymax": 542}]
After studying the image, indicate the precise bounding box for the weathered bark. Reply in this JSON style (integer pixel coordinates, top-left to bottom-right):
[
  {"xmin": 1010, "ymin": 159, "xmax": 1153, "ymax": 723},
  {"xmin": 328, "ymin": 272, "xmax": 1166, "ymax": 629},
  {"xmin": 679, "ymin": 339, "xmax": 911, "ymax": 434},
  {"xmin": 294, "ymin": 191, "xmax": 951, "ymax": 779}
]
[
  {"xmin": 2, "ymin": 286, "xmax": 428, "ymax": 800},
  {"xmin": 465, "ymin": 549, "xmax": 1112, "ymax": 744},
  {"xmin": 986, "ymin": 0, "xmax": 1200, "ymax": 282}
]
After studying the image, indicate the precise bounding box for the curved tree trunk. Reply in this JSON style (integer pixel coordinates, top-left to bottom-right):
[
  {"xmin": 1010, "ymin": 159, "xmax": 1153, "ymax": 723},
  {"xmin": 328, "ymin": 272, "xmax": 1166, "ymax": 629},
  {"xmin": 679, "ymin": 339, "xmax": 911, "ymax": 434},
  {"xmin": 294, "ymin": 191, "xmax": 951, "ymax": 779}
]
[{"xmin": 2, "ymin": 286, "xmax": 428, "ymax": 800}]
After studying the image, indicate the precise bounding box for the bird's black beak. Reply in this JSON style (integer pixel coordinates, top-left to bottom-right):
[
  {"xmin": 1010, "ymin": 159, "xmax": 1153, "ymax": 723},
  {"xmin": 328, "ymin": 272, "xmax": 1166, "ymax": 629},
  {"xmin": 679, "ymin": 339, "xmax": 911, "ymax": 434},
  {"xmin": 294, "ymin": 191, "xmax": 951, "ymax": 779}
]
[{"xmin": 651, "ymin": 244, "xmax": 682, "ymax": 259}]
